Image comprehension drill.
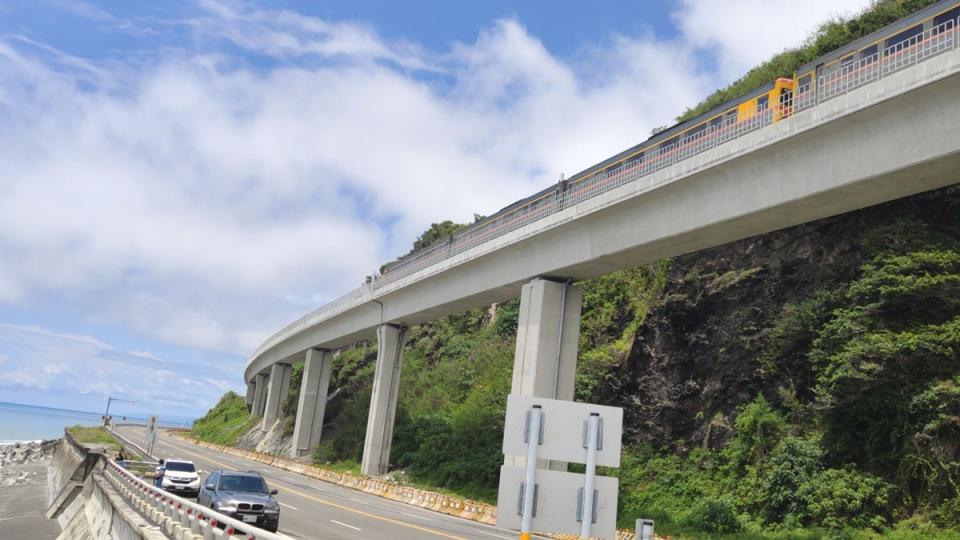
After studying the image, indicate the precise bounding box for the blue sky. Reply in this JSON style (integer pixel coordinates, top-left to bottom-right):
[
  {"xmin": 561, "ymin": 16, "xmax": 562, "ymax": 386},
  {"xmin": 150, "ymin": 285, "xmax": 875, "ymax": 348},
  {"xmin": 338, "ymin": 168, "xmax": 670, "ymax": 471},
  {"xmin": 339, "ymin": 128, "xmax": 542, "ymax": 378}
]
[{"xmin": 0, "ymin": 0, "xmax": 872, "ymax": 421}]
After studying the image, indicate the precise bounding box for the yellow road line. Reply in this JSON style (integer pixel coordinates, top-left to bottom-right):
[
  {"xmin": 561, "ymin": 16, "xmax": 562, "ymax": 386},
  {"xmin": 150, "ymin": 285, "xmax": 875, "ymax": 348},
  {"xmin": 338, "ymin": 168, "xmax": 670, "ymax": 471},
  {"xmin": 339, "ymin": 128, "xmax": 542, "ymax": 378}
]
[{"xmin": 159, "ymin": 435, "xmax": 468, "ymax": 540}]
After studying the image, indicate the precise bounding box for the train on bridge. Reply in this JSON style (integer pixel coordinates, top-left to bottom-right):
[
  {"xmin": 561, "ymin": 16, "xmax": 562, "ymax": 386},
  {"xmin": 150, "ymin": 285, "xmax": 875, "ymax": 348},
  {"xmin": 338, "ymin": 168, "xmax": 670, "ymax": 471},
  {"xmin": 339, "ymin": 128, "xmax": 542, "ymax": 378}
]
[{"xmin": 381, "ymin": 0, "xmax": 960, "ymax": 283}]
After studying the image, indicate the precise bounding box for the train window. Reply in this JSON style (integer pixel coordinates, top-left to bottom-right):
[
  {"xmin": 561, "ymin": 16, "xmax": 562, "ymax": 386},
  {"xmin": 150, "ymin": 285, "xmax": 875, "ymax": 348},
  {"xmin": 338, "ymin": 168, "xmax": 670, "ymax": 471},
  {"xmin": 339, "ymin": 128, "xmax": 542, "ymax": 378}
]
[
  {"xmin": 625, "ymin": 152, "xmax": 643, "ymax": 167},
  {"xmin": 685, "ymin": 122, "xmax": 707, "ymax": 140},
  {"xmin": 860, "ymin": 44, "xmax": 879, "ymax": 62},
  {"xmin": 884, "ymin": 24, "xmax": 923, "ymax": 50},
  {"xmin": 660, "ymin": 136, "xmax": 679, "ymax": 150},
  {"xmin": 725, "ymin": 110, "xmax": 737, "ymax": 125},
  {"xmin": 779, "ymin": 87, "xmax": 793, "ymax": 106},
  {"xmin": 798, "ymin": 75, "xmax": 813, "ymax": 92},
  {"xmin": 756, "ymin": 96, "xmax": 769, "ymax": 112},
  {"xmin": 709, "ymin": 116, "xmax": 723, "ymax": 129},
  {"xmin": 934, "ymin": 7, "xmax": 960, "ymax": 30},
  {"xmin": 840, "ymin": 55, "xmax": 855, "ymax": 67}
]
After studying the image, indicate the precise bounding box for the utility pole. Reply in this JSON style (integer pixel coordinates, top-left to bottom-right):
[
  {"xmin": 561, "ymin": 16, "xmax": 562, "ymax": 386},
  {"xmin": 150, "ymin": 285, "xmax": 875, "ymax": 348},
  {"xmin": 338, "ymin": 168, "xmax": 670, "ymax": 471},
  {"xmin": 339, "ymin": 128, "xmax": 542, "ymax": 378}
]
[{"xmin": 103, "ymin": 397, "xmax": 136, "ymax": 427}]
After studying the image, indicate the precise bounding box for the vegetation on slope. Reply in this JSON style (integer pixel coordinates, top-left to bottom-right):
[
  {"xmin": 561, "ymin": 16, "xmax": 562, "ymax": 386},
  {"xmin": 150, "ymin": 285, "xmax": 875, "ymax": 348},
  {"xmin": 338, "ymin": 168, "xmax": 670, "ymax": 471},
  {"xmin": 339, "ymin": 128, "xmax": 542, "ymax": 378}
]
[
  {"xmin": 677, "ymin": 0, "xmax": 942, "ymax": 122},
  {"xmin": 190, "ymin": 391, "xmax": 259, "ymax": 446}
]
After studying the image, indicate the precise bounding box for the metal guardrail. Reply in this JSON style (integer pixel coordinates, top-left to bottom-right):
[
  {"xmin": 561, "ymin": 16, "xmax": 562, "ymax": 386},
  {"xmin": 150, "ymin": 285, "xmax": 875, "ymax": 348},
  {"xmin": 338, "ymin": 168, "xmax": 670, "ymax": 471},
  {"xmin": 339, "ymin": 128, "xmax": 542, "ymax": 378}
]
[
  {"xmin": 107, "ymin": 425, "xmax": 158, "ymax": 463},
  {"xmin": 103, "ymin": 458, "xmax": 285, "ymax": 540},
  {"xmin": 251, "ymin": 15, "xmax": 960, "ymax": 363}
]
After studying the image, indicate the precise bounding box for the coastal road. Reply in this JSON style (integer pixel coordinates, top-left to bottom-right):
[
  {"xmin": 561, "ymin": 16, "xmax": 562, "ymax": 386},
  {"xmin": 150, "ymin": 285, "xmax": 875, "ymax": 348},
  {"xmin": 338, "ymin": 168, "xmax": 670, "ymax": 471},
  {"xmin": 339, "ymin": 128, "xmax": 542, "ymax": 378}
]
[{"xmin": 116, "ymin": 426, "xmax": 533, "ymax": 540}]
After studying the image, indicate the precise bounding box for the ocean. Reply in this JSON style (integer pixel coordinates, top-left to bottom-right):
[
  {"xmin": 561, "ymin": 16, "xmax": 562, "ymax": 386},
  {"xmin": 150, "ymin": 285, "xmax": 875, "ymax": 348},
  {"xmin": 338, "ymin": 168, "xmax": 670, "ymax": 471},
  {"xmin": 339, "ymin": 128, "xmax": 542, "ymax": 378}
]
[{"xmin": 0, "ymin": 402, "xmax": 192, "ymax": 443}]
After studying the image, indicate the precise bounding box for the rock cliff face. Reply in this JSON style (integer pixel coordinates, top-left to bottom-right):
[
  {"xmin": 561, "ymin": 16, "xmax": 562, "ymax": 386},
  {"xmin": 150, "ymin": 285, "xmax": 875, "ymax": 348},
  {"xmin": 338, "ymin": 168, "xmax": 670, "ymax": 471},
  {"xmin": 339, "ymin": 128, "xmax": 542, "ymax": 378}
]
[
  {"xmin": 236, "ymin": 419, "xmax": 292, "ymax": 456},
  {"xmin": 611, "ymin": 185, "xmax": 960, "ymax": 453}
]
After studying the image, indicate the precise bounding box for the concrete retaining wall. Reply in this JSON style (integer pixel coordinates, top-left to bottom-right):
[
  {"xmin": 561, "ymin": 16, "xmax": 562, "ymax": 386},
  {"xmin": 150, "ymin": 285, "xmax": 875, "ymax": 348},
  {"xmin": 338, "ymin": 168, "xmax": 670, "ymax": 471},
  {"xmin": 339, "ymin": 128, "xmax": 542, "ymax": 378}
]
[
  {"xmin": 47, "ymin": 431, "xmax": 170, "ymax": 540},
  {"xmin": 47, "ymin": 431, "xmax": 102, "ymax": 528},
  {"xmin": 57, "ymin": 473, "xmax": 167, "ymax": 540}
]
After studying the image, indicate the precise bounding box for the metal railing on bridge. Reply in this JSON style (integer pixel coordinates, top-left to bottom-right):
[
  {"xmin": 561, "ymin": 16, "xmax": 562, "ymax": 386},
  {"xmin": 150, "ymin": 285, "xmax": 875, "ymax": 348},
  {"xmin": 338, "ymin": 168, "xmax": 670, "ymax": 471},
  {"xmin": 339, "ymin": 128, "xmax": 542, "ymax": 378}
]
[{"xmin": 103, "ymin": 458, "xmax": 284, "ymax": 540}]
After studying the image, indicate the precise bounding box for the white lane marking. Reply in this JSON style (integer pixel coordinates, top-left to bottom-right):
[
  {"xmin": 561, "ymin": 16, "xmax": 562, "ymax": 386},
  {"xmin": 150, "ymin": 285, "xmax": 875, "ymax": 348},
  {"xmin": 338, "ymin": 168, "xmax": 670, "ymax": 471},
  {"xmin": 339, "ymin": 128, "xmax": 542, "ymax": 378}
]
[
  {"xmin": 473, "ymin": 531, "xmax": 513, "ymax": 540},
  {"xmin": 330, "ymin": 520, "xmax": 362, "ymax": 531},
  {"xmin": 401, "ymin": 511, "xmax": 432, "ymax": 521},
  {"xmin": 348, "ymin": 496, "xmax": 369, "ymax": 505},
  {"xmin": 312, "ymin": 486, "xmax": 328, "ymax": 493},
  {"xmin": 279, "ymin": 502, "xmax": 298, "ymax": 510}
]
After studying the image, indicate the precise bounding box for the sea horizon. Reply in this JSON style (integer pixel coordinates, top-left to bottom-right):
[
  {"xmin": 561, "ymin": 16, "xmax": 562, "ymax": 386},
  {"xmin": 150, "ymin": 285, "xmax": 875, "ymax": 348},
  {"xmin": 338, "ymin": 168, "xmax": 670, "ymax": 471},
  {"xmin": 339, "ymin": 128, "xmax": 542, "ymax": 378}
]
[{"xmin": 0, "ymin": 401, "xmax": 194, "ymax": 443}]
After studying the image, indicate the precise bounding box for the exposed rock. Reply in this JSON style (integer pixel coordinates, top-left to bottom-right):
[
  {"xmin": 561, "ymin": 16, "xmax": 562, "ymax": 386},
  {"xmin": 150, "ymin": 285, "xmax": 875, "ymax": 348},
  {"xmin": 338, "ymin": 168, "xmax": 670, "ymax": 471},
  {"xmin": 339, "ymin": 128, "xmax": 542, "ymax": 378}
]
[
  {"xmin": 0, "ymin": 440, "xmax": 56, "ymax": 487},
  {"xmin": 235, "ymin": 419, "xmax": 293, "ymax": 456},
  {"xmin": 612, "ymin": 189, "xmax": 959, "ymax": 453}
]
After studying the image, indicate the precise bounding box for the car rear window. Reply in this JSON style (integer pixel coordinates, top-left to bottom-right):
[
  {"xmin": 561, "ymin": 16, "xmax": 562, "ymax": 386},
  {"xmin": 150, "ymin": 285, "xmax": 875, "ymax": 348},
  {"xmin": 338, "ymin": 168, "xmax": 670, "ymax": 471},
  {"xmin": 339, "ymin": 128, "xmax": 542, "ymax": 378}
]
[
  {"xmin": 164, "ymin": 462, "xmax": 196, "ymax": 473},
  {"xmin": 218, "ymin": 475, "xmax": 269, "ymax": 493}
]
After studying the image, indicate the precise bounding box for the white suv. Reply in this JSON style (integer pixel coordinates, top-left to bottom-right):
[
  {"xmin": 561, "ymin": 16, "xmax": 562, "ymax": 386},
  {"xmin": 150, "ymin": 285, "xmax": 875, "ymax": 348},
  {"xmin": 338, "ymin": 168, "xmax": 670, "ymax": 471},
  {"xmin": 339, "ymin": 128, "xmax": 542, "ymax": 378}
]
[{"xmin": 157, "ymin": 459, "xmax": 201, "ymax": 498}]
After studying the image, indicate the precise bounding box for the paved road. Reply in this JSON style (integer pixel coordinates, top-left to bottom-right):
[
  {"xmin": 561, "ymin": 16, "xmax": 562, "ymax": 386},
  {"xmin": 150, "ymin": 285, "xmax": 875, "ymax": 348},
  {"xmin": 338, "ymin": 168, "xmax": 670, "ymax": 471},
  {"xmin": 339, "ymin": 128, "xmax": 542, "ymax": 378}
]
[{"xmin": 116, "ymin": 426, "xmax": 528, "ymax": 540}]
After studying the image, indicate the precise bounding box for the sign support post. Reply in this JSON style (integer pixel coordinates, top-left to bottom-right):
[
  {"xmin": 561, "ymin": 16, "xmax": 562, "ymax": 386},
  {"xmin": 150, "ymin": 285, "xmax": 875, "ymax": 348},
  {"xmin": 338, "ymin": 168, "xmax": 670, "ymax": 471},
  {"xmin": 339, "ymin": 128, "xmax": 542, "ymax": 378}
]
[
  {"xmin": 520, "ymin": 405, "xmax": 542, "ymax": 540},
  {"xmin": 579, "ymin": 412, "xmax": 600, "ymax": 538}
]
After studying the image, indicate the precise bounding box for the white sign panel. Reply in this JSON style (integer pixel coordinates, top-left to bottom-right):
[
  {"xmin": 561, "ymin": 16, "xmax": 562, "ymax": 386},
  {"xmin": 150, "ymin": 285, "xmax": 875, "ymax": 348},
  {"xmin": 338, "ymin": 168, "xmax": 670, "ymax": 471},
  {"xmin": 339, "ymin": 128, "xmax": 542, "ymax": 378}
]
[
  {"xmin": 496, "ymin": 465, "xmax": 619, "ymax": 540},
  {"xmin": 502, "ymin": 395, "xmax": 623, "ymax": 468}
]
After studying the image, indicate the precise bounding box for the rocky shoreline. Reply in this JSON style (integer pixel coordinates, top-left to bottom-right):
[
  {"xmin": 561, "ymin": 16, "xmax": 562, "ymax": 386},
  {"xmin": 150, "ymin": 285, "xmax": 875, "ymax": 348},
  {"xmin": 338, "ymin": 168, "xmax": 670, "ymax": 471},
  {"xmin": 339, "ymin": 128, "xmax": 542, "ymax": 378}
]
[{"xmin": 0, "ymin": 439, "xmax": 58, "ymax": 487}]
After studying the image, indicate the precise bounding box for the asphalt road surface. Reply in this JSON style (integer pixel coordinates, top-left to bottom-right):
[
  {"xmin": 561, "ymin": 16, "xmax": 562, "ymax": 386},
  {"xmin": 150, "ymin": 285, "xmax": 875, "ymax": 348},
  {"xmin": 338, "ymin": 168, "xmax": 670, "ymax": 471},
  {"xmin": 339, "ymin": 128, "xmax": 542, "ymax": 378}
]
[{"xmin": 116, "ymin": 426, "xmax": 534, "ymax": 540}]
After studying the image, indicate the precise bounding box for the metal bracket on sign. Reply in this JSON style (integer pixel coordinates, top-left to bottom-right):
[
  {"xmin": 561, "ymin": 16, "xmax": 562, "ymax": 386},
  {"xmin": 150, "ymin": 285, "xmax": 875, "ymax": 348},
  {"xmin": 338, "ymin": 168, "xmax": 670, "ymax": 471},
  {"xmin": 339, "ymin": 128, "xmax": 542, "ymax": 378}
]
[
  {"xmin": 575, "ymin": 487, "xmax": 599, "ymax": 524},
  {"xmin": 523, "ymin": 410, "xmax": 545, "ymax": 445},
  {"xmin": 517, "ymin": 483, "xmax": 539, "ymax": 517},
  {"xmin": 581, "ymin": 416, "xmax": 603, "ymax": 450}
]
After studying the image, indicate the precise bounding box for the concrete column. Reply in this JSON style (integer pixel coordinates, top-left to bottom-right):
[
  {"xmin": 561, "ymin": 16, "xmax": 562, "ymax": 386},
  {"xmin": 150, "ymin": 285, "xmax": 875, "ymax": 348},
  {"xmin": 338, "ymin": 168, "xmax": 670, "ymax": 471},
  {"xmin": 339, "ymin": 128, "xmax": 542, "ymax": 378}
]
[
  {"xmin": 361, "ymin": 324, "xmax": 407, "ymax": 476},
  {"xmin": 251, "ymin": 373, "xmax": 269, "ymax": 417},
  {"xmin": 291, "ymin": 348, "xmax": 333, "ymax": 458},
  {"xmin": 507, "ymin": 277, "xmax": 583, "ymax": 470},
  {"xmin": 245, "ymin": 382, "xmax": 255, "ymax": 408},
  {"xmin": 262, "ymin": 363, "xmax": 292, "ymax": 429},
  {"xmin": 511, "ymin": 278, "xmax": 582, "ymax": 399}
]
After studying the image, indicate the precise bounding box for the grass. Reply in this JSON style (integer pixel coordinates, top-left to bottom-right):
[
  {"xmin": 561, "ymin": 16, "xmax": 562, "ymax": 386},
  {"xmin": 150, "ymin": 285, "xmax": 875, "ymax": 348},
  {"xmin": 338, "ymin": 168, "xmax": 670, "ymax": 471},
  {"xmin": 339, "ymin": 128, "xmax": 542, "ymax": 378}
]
[{"xmin": 67, "ymin": 425, "xmax": 120, "ymax": 451}]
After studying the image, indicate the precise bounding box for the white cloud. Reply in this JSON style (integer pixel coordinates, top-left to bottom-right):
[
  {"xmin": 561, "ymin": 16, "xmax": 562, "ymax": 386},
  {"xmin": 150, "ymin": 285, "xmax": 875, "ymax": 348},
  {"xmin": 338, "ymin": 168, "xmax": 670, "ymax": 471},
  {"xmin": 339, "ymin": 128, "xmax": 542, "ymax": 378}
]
[
  {"xmin": 0, "ymin": 324, "xmax": 235, "ymax": 416},
  {"xmin": 42, "ymin": 363, "xmax": 68, "ymax": 375},
  {"xmin": 0, "ymin": 1, "xmax": 874, "ymax": 361},
  {"xmin": 675, "ymin": 0, "xmax": 872, "ymax": 80},
  {"xmin": 128, "ymin": 350, "xmax": 163, "ymax": 362}
]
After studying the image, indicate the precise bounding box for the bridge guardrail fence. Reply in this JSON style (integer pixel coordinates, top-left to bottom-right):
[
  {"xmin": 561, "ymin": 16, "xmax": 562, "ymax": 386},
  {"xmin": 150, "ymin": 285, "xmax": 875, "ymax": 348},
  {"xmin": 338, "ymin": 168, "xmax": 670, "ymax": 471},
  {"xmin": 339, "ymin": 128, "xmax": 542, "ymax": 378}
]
[
  {"xmin": 252, "ymin": 14, "xmax": 960, "ymax": 364},
  {"xmin": 103, "ymin": 457, "xmax": 285, "ymax": 540}
]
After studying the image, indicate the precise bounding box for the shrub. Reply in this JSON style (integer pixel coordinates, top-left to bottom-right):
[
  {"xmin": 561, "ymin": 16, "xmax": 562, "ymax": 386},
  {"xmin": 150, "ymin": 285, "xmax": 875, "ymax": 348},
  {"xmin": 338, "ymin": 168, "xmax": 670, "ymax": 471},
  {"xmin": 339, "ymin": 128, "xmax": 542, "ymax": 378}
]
[
  {"xmin": 728, "ymin": 395, "xmax": 788, "ymax": 469},
  {"xmin": 683, "ymin": 496, "xmax": 743, "ymax": 533},
  {"xmin": 798, "ymin": 468, "xmax": 892, "ymax": 531},
  {"xmin": 762, "ymin": 436, "xmax": 822, "ymax": 525}
]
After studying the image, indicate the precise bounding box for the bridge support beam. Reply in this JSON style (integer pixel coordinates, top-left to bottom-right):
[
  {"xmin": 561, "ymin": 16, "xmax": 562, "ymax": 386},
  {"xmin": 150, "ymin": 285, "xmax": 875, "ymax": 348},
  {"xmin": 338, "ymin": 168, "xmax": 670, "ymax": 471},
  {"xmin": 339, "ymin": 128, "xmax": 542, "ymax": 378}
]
[
  {"xmin": 507, "ymin": 277, "xmax": 583, "ymax": 470},
  {"xmin": 263, "ymin": 363, "xmax": 292, "ymax": 430},
  {"xmin": 361, "ymin": 324, "xmax": 407, "ymax": 476},
  {"xmin": 251, "ymin": 373, "xmax": 269, "ymax": 417},
  {"xmin": 291, "ymin": 348, "xmax": 333, "ymax": 458}
]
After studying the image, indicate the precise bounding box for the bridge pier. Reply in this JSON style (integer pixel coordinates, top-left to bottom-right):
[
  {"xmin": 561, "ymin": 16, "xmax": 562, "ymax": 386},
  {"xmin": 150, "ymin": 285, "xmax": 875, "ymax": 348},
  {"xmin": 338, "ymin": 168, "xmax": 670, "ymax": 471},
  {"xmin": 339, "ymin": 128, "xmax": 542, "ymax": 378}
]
[
  {"xmin": 263, "ymin": 363, "xmax": 292, "ymax": 429},
  {"xmin": 291, "ymin": 348, "xmax": 333, "ymax": 458},
  {"xmin": 245, "ymin": 382, "xmax": 255, "ymax": 409},
  {"xmin": 506, "ymin": 277, "xmax": 583, "ymax": 470},
  {"xmin": 361, "ymin": 324, "xmax": 407, "ymax": 476},
  {"xmin": 251, "ymin": 373, "xmax": 269, "ymax": 417}
]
